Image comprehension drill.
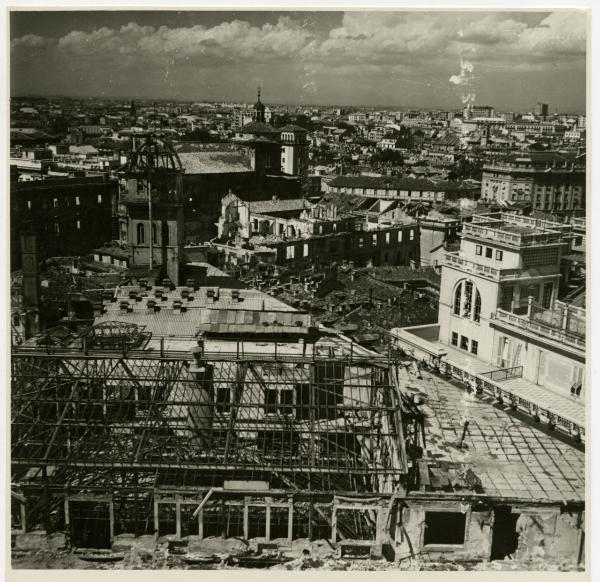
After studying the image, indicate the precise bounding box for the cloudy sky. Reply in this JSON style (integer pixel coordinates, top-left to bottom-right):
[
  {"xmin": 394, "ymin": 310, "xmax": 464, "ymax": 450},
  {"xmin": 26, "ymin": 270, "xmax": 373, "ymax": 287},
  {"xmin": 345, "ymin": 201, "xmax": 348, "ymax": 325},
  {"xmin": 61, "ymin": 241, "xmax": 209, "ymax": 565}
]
[{"xmin": 10, "ymin": 10, "xmax": 587, "ymax": 111}]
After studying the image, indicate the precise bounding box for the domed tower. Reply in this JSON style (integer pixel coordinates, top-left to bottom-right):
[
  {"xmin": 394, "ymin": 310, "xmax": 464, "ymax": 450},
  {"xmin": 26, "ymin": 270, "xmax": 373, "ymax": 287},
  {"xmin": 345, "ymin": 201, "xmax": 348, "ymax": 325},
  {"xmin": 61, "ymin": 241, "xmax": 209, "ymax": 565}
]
[
  {"xmin": 120, "ymin": 134, "xmax": 185, "ymax": 283},
  {"xmin": 252, "ymin": 87, "xmax": 267, "ymax": 124}
]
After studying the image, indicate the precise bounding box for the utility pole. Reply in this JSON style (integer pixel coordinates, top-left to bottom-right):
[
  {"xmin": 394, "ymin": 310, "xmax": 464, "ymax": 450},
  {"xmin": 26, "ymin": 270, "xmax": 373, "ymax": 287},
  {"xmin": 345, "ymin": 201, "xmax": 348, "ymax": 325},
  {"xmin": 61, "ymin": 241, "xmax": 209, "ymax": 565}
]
[{"xmin": 147, "ymin": 135, "xmax": 153, "ymax": 274}]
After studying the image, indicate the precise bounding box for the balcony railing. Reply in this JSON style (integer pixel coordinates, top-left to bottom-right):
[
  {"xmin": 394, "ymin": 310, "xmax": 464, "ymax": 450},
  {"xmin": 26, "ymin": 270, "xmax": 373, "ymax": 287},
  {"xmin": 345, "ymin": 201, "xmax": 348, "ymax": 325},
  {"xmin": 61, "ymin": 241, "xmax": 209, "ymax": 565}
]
[
  {"xmin": 443, "ymin": 253, "xmax": 521, "ymax": 281},
  {"xmin": 462, "ymin": 222, "xmax": 563, "ymax": 246},
  {"xmin": 492, "ymin": 309, "xmax": 585, "ymax": 349}
]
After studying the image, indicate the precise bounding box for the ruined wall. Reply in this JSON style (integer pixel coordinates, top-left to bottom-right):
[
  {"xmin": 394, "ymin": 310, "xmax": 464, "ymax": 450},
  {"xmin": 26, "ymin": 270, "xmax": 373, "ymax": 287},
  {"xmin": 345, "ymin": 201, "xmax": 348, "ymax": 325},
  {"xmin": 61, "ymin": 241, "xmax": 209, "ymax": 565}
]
[
  {"xmin": 514, "ymin": 508, "xmax": 584, "ymax": 567},
  {"xmin": 393, "ymin": 501, "xmax": 492, "ymax": 563}
]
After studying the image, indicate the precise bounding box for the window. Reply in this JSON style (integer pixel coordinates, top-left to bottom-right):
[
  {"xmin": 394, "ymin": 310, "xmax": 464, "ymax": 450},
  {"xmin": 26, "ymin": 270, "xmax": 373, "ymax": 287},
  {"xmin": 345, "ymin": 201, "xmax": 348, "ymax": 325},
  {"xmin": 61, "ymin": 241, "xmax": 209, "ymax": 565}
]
[
  {"xmin": 471, "ymin": 340, "xmax": 479, "ymax": 355},
  {"xmin": 473, "ymin": 290, "xmax": 481, "ymax": 322},
  {"xmin": 460, "ymin": 335, "xmax": 469, "ymax": 350},
  {"xmin": 76, "ymin": 220, "xmax": 81, "ymax": 230},
  {"xmin": 485, "ymin": 247, "xmax": 493, "ymax": 259},
  {"xmin": 542, "ymin": 282, "xmax": 553, "ymax": 309},
  {"xmin": 75, "ymin": 196, "xmax": 80, "ymax": 206},
  {"xmin": 216, "ymin": 388, "xmax": 231, "ymax": 413},
  {"xmin": 152, "ymin": 223, "xmax": 158, "ymax": 245},
  {"xmin": 136, "ymin": 223, "xmax": 145, "ymax": 245},
  {"xmin": 53, "ymin": 198, "xmax": 59, "ymax": 208},
  {"xmin": 385, "ymin": 232, "xmax": 390, "ymax": 244},
  {"xmin": 475, "ymin": 245, "xmax": 482, "ymax": 256},
  {"xmin": 303, "ymin": 243, "xmax": 309, "ymax": 257},
  {"xmin": 54, "ymin": 223, "xmax": 60, "ymax": 235},
  {"xmin": 97, "ymin": 194, "xmax": 102, "ymax": 203},
  {"xmin": 372, "ymin": 234, "xmax": 378, "ymax": 246},
  {"xmin": 410, "ymin": 229, "xmax": 415, "ymax": 240},
  {"xmin": 27, "ymin": 200, "xmax": 32, "ymax": 210},
  {"xmin": 279, "ymin": 390, "xmax": 294, "ymax": 415},
  {"xmin": 424, "ymin": 512, "xmax": 466, "ymax": 546},
  {"xmin": 265, "ymin": 389, "xmax": 278, "ymax": 414},
  {"xmin": 463, "ymin": 281, "xmax": 473, "ymax": 317},
  {"xmin": 451, "ymin": 332, "xmax": 458, "ymax": 346},
  {"xmin": 358, "ymin": 237, "xmax": 364, "ymax": 248},
  {"xmin": 495, "ymin": 250, "xmax": 503, "ymax": 261},
  {"xmin": 286, "ymin": 245, "xmax": 295, "ymax": 260},
  {"xmin": 398, "ymin": 230, "xmax": 403, "ymax": 242},
  {"xmin": 453, "ymin": 283, "xmax": 462, "ymax": 315}
]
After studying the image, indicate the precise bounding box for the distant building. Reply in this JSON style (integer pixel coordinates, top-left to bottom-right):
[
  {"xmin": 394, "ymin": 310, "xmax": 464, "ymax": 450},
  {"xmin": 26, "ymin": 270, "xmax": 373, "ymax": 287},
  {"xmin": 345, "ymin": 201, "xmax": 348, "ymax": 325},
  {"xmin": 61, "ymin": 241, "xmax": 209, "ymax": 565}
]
[
  {"xmin": 533, "ymin": 102, "xmax": 549, "ymax": 118},
  {"xmin": 481, "ymin": 152, "xmax": 586, "ymax": 217},
  {"xmin": 323, "ymin": 175, "xmax": 480, "ymax": 205},
  {"xmin": 10, "ymin": 174, "xmax": 118, "ymax": 270}
]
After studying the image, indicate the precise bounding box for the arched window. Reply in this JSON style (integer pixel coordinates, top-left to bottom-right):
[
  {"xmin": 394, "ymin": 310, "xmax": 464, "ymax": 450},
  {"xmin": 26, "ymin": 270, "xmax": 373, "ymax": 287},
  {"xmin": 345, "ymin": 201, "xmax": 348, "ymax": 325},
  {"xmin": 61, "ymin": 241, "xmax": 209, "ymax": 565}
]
[
  {"xmin": 453, "ymin": 282, "xmax": 462, "ymax": 315},
  {"xmin": 453, "ymin": 279, "xmax": 481, "ymax": 322},
  {"xmin": 136, "ymin": 223, "xmax": 145, "ymax": 245}
]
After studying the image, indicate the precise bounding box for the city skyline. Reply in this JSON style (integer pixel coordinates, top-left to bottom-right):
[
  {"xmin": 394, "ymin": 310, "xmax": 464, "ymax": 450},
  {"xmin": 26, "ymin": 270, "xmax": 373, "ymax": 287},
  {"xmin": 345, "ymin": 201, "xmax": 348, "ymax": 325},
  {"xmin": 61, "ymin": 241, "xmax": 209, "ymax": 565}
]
[{"xmin": 10, "ymin": 10, "xmax": 587, "ymax": 112}]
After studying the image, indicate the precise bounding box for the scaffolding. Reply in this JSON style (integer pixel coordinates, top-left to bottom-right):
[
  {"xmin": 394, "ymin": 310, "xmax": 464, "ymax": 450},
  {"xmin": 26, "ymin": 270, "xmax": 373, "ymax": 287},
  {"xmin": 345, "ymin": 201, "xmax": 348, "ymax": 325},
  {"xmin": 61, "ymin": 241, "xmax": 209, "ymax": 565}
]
[{"xmin": 11, "ymin": 337, "xmax": 410, "ymax": 543}]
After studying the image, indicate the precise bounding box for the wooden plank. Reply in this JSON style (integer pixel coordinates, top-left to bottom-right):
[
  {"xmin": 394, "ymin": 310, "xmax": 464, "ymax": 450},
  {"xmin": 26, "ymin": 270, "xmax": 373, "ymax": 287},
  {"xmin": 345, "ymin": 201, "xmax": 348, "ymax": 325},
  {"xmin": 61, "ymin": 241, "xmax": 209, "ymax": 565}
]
[{"xmin": 418, "ymin": 460, "xmax": 430, "ymax": 491}]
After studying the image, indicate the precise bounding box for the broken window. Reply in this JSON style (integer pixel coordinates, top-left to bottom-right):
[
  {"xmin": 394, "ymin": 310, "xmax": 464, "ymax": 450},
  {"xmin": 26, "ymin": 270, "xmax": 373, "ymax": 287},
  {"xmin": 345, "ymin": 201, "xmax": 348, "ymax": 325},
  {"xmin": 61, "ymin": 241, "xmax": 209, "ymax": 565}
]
[
  {"xmin": 423, "ymin": 511, "xmax": 466, "ymax": 545},
  {"xmin": 474, "ymin": 289, "xmax": 481, "ymax": 322},
  {"xmin": 453, "ymin": 283, "xmax": 462, "ymax": 315},
  {"xmin": 463, "ymin": 281, "xmax": 473, "ymax": 317},
  {"xmin": 215, "ymin": 387, "xmax": 231, "ymax": 414}
]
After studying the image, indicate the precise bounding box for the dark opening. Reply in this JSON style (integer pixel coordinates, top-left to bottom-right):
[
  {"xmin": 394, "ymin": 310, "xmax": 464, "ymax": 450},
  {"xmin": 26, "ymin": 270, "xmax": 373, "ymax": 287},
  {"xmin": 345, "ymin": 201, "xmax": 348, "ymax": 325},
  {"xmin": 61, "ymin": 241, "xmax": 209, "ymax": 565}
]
[
  {"xmin": 70, "ymin": 501, "xmax": 111, "ymax": 549},
  {"xmin": 270, "ymin": 507, "xmax": 290, "ymax": 540},
  {"xmin": 423, "ymin": 511, "xmax": 466, "ymax": 545},
  {"xmin": 490, "ymin": 506, "xmax": 520, "ymax": 560},
  {"xmin": 247, "ymin": 506, "xmax": 267, "ymax": 539},
  {"xmin": 180, "ymin": 504, "xmax": 198, "ymax": 538},
  {"xmin": 158, "ymin": 502, "xmax": 177, "ymax": 536}
]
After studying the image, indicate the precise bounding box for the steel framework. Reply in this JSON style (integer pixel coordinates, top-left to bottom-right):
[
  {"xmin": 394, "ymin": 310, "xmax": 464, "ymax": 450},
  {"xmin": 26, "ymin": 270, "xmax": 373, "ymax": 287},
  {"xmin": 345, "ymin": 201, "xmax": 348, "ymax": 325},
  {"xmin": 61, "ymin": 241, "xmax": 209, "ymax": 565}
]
[{"xmin": 11, "ymin": 343, "xmax": 409, "ymax": 535}]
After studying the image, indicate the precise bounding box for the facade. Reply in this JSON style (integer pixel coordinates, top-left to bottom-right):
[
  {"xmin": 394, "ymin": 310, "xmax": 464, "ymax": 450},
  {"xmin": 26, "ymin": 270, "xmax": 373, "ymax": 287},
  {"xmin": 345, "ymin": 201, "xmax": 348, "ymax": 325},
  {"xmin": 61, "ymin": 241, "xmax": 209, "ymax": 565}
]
[
  {"xmin": 323, "ymin": 176, "xmax": 480, "ymax": 204},
  {"xmin": 10, "ymin": 175, "xmax": 118, "ymax": 270},
  {"xmin": 217, "ymin": 192, "xmax": 421, "ymax": 268},
  {"xmin": 280, "ymin": 125, "xmax": 309, "ymax": 177},
  {"xmin": 480, "ymin": 152, "xmax": 586, "ymax": 217}
]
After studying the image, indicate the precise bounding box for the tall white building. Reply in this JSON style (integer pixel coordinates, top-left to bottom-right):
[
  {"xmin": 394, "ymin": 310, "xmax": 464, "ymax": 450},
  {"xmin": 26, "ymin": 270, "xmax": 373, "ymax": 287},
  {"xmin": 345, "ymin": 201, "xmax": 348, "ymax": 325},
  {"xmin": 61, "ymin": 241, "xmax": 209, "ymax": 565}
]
[{"xmin": 392, "ymin": 212, "xmax": 585, "ymax": 439}]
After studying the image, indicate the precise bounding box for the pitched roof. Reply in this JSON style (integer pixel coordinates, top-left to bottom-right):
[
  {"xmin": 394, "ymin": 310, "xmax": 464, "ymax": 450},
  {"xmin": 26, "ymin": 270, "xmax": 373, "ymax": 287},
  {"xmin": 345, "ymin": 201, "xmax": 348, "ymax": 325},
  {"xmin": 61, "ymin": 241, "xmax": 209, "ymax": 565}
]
[
  {"xmin": 177, "ymin": 150, "xmax": 254, "ymax": 174},
  {"xmin": 328, "ymin": 175, "xmax": 479, "ymax": 192},
  {"xmin": 240, "ymin": 121, "xmax": 280, "ymax": 135},
  {"xmin": 248, "ymin": 198, "xmax": 308, "ymax": 215}
]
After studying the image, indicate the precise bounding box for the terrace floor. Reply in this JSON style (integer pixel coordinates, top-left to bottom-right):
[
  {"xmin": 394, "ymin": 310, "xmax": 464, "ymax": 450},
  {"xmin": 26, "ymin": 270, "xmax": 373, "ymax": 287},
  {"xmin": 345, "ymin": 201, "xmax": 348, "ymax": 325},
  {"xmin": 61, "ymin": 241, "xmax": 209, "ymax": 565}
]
[
  {"xmin": 396, "ymin": 364, "xmax": 585, "ymax": 503},
  {"xmin": 438, "ymin": 342, "xmax": 585, "ymax": 428}
]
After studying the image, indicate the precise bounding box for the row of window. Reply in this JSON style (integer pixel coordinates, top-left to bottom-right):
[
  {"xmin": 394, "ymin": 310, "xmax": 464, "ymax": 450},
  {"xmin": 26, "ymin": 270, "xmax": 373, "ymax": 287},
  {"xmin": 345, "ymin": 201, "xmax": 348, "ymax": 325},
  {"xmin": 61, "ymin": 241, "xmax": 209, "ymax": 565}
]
[
  {"xmin": 25, "ymin": 194, "xmax": 103, "ymax": 211},
  {"xmin": 52, "ymin": 220, "xmax": 82, "ymax": 234},
  {"xmin": 451, "ymin": 332, "xmax": 478, "ymax": 355},
  {"xmin": 136, "ymin": 223, "xmax": 172, "ymax": 246},
  {"xmin": 475, "ymin": 245, "xmax": 503, "ymax": 261},
  {"xmin": 285, "ymin": 229, "xmax": 415, "ymax": 259}
]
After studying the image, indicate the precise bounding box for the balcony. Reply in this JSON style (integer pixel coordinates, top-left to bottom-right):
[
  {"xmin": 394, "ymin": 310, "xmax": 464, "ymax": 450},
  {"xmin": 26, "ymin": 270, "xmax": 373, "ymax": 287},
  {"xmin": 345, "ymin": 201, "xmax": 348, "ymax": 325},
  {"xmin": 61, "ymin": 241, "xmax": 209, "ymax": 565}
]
[
  {"xmin": 492, "ymin": 308, "xmax": 585, "ymax": 351},
  {"xmin": 443, "ymin": 252, "xmax": 521, "ymax": 281}
]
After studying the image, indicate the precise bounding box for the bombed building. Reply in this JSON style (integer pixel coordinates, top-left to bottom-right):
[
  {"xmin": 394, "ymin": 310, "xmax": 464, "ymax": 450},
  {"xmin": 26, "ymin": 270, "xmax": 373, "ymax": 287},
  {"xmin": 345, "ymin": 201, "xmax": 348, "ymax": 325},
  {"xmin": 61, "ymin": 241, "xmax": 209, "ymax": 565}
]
[{"xmin": 10, "ymin": 269, "xmax": 584, "ymax": 568}]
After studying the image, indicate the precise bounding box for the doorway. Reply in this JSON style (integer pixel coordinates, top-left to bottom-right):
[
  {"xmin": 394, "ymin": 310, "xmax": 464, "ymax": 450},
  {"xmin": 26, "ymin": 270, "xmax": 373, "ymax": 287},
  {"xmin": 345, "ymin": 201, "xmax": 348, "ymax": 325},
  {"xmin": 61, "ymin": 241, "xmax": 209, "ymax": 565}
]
[
  {"xmin": 69, "ymin": 500, "xmax": 112, "ymax": 549},
  {"xmin": 490, "ymin": 506, "xmax": 520, "ymax": 560}
]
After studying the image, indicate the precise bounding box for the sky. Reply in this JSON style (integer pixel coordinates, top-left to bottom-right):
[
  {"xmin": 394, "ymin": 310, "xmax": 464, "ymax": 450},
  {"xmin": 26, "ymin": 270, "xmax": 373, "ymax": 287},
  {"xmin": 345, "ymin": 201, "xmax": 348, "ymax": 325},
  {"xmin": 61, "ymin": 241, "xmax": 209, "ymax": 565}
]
[{"xmin": 10, "ymin": 10, "xmax": 588, "ymax": 112}]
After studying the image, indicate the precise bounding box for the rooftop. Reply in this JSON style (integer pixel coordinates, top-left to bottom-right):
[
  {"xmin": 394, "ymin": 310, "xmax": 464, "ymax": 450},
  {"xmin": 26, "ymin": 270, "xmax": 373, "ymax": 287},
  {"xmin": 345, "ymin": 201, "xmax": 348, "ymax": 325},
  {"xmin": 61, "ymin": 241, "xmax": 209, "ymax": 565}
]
[{"xmin": 398, "ymin": 364, "xmax": 584, "ymax": 503}]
